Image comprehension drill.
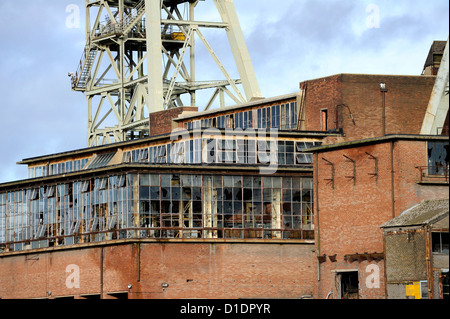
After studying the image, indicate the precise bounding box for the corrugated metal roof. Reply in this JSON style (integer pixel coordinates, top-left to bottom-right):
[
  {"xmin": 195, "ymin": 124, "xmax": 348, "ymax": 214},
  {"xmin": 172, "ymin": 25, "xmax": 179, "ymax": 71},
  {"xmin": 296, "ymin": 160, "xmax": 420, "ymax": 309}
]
[{"xmin": 381, "ymin": 199, "xmax": 449, "ymax": 228}]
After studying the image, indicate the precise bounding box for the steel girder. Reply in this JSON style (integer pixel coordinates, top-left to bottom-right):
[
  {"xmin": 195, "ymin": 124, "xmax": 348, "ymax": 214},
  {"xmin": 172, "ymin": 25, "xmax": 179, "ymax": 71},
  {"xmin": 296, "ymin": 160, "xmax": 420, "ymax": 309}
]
[{"xmin": 73, "ymin": 0, "xmax": 261, "ymax": 146}]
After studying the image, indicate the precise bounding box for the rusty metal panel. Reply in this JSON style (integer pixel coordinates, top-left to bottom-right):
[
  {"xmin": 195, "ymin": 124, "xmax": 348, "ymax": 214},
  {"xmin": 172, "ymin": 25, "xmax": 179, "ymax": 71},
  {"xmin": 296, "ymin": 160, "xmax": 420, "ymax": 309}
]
[{"xmin": 385, "ymin": 230, "xmax": 427, "ymax": 283}]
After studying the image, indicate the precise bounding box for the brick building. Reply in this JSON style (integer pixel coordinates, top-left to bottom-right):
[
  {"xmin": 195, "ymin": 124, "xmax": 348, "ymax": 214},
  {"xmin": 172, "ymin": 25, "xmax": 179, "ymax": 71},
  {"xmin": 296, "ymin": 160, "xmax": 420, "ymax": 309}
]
[
  {"xmin": 300, "ymin": 73, "xmax": 437, "ymax": 143},
  {"xmin": 0, "ymin": 50, "xmax": 448, "ymax": 299},
  {"xmin": 311, "ymin": 135, "xmax": 448, "ymax": 299},
  {"xmin": 381, "ymin": 199, "xmax": 449, "ymax": 299},
  {"xmin": 0, "ymin": 94, "xmax": 329, "ymax": 299}
]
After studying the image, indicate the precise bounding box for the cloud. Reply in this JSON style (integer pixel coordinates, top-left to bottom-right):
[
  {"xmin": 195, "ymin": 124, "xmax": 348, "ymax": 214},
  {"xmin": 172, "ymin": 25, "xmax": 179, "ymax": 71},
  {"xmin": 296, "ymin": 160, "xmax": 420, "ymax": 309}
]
[
  {"xmin": 0, "ymin": 0, "xmax": 448, "ymax": 183},
  {"xmin": 0, "ymin": 0, "xmax": 86, "ymax": 183},
  {"xmin": 241, "ymin": 0, "xmax": 448, "ymax": 97}
]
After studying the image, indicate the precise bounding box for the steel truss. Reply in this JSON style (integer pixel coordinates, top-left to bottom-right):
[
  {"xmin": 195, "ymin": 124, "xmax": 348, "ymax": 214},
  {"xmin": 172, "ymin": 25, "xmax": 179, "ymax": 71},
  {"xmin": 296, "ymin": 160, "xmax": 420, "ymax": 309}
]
[{"xmin": 72, "ymin": 0, "xmax": 262, "ymax": 146}]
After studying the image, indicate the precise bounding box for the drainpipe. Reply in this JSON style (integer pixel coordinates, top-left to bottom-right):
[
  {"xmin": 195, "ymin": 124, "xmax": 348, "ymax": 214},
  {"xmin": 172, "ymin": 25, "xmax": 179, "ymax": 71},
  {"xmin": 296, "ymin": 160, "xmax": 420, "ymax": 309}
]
[
  {"xmin": 100, "ymin": 247, "xmax": 104, "ymax": 299},
  {"xmin": 390, "ymin": 141, "xmax": 395, "ymax": 219},
  {"xmin": 314, "ymin": 152, "xmax": 321, "ymax": 283},
  {"xmin": 380, "ymin": 83, "xmax": 388, "ymax": 136},
  {"xmin": 425, "ymin": 226, "xmax": 434, "ymax": 299}
]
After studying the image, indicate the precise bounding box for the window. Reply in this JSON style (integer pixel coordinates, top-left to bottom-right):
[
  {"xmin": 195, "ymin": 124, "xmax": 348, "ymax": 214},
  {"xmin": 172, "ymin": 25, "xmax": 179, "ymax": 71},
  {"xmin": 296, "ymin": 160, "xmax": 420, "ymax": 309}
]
[
  {"xmin": 321, "ymin": 109, "xmax": 328, "ymax": 131},
  {"xmin": 244, "ymin": 110, "xmax": 253, "ymax": 129},
  {"xmin": 257, "ymin": 109, "xmax": 262, "ymax": 128},
  {"xmin": 296, "ymin": 142, "xmax": 321, "ymax": 165},
  {"xmin": 220, "ymin": 139, "xmax": 236, "ymax": 163},
  {"xmin": 87, "ymin": 153, "xmax": 116, "ymax": 169},
  {"xmin": 157, "ymin": 146, "xmax": 167, "ymax": 163},
  {"xmin": 278, "ymin": 141, "xmax": 295, "ymax": 165},
  {"xmin": 139, "ymin": 148, "xmax": 149, "ymax": 162},
  {"xmin": 0, "ymin": 174, "xmax": 315, "ymax": 253},
  {"xmin": 184, "ymin": 140, "xmax": 194, "ymax": 164},
  {"xmin": 172, "ymin": 142, "xmax": 185, "ymax": 164},
  {"xmin": 194, "ymin": 139, "xmax": 202, "ymax": 164},
  {"xmin": 432, "ymin": 232, "xmax": 449, "ymax": 254},
  {"xmin": 28, "ymin": 167, "xmax": 35, "ymax": 179},
  {"xmin": 237, "ymin": 139, "xmax": 257, "ymax": 164},
  {"xmin": 274, "ymin": 105, "xmax": 280, "ymax": 129},
  {"xmin": 428, "ymin": 141, "xmax": 449, "ymax": 175},
  {"xmin": 97, "ymin": 178, "xmax": 108, "ymax": 190},
  {"xmin": 80, "ymin": 180, "xmax": 90, "ymax": 193},
  {"xmin": 290, "ymin": 102, "xmax": 297, "ymax": 129},
  {"xmin": 217, "ymin": 116, "xmax": 225, "ymax": 129},
  {"xmin": 235, "ymin": 112, "xmax": 243, "ymax": 129}
]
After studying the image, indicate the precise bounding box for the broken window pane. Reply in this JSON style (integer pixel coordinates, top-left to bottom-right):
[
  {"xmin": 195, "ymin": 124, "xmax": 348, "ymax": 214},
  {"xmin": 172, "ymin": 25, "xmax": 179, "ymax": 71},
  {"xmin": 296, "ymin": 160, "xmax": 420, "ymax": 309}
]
[
  {"xmin": 1, "ymin": 172, "xmax": 315, "ymax": 252},
  {"xmin": 428, "ymin": 141, "xmax": 449, "ymax": 175}
]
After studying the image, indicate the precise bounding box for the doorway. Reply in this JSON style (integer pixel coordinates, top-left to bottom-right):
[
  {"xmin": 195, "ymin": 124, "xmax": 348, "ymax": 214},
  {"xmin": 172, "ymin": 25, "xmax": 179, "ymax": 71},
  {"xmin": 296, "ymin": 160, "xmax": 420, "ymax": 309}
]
[{"xmin": 338, "ymin": 271, "xmax": 359, "ymax": 299}]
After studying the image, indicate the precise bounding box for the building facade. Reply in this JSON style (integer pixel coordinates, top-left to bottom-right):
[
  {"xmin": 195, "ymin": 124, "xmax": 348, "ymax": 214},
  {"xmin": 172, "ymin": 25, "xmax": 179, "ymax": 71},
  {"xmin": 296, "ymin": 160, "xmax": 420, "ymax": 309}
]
[
  {"xmin": 0, "ymin": 94, "xmax": 330, "ymax": 299},
  {"xmin": 381, "ymin": 199, "xmax": 449, "ymax": 299},
  {"xmin": 0, "ymin": 70, "xmax": 448, "ymax": 299},
  {"xmin": 312, "ymin": 136, "xmax": 449, "ymax": 299}
]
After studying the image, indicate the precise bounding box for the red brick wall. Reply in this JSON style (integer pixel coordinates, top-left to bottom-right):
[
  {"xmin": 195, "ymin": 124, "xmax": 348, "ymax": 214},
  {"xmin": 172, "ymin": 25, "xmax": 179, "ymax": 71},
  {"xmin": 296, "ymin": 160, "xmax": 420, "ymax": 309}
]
[
  {"xmin": 301, "ymin": 74, "xmax": 436, "ymax": 143},
  {"xmin": 149, "ymin": 107, "xmax": 198, "ymax": 136},
  {"xmin": 392, "ymin": 140, "xmax": 449, "ymax": 213},
  {"xmin": 313, "ymin": 139, "xmax": 449, "ymax": 299},
  {"xmin": 0, "ymin": 241, "xmax": 316, "ymax": 299},
  {"xmin": 302, "ymin": 75, "xmax": 342, "ymax": 133}
]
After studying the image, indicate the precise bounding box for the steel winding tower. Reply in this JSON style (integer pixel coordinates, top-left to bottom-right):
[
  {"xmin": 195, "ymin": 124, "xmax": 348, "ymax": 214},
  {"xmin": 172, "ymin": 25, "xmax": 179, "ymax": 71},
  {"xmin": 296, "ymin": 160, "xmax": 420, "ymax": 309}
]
[{"xmin": 72, "ymin": 0, "xmax": 262, "ymax": 146}]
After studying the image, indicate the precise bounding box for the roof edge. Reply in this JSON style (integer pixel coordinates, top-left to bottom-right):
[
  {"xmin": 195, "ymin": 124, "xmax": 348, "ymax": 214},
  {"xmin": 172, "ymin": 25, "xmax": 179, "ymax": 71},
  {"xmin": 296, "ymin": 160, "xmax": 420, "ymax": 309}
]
[{"xmin": 308, "ymin": 134, "xmax": 449, "ymax": 153}]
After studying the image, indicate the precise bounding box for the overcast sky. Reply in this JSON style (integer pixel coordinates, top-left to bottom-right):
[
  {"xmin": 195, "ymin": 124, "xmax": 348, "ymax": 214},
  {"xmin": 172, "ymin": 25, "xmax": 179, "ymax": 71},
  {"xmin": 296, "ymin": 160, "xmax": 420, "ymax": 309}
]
[{"xmin": 0, "ymin": 0, "xmax": 448, "ymax": 183}]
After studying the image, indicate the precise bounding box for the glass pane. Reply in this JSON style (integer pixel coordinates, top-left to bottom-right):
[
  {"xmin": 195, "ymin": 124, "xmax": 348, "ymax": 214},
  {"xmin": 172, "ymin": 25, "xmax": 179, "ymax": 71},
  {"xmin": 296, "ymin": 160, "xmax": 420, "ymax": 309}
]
[{"xmin": 140, "ymin": 187, "xmax": 149, "ymax": 200}]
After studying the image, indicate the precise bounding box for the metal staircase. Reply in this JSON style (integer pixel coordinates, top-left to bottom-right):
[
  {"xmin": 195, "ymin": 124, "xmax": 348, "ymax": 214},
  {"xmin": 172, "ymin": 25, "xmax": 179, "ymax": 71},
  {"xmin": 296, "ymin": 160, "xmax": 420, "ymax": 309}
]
[
  {"xmin": 92, "ymin": 0, "xmax": 146, "ymax": 39},
  {"xmin": 72, "ymin": 0, "xmax": 145, "ymax": 91},
  {"xmin": 122, "ymin": 0, "xmax": 146, "ymax": 35},
  {"xmin": 72, "ymin": 47, "xmax": 97, "ymax": 90}
]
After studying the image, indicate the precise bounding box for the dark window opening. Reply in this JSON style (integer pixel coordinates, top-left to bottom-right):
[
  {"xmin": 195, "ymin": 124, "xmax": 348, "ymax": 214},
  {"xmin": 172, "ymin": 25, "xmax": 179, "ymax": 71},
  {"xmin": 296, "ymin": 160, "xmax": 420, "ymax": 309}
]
[
  {"xmin": 340, "ymin": 271, "xmax": 359, "ymax": 299},
  {"xmin": 107, "ymin": 292, "xmax": 129, "ymax": 300},
  {"xmin": 321, "ymin": 110, "xmax": 328, "ymax": 131},
  {"xmin": 432, "ymin": 232, "xmax": 449, "ymax": 254},
  {"xmin": 81, "ymin": 294, "xmax": 101, "ymax": 299},
  {"xmin": 427, "ymin": 141, "xmax": 449, "ymax": 175}
]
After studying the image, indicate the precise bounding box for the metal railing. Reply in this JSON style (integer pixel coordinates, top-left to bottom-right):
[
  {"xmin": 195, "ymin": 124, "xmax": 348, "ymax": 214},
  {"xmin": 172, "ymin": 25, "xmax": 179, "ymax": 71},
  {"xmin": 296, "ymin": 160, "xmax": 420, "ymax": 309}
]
[
  {"xmin": 72, "ymin": 0, "xmax": 146, "ymax": 89},
  {"xmin": 71, "ymin": 47, "xmax": 96, "ymax": 89},
  {"xmin": 93, "ymin": 0, "xmax": 146, "ymax": 39},
  {"xmin": 417, "ymin": 165, "xmax": 449, "ymax": 183},
  {"xmin": 0, "ymin": 226, "xmax": 314, "ymax": 254}
]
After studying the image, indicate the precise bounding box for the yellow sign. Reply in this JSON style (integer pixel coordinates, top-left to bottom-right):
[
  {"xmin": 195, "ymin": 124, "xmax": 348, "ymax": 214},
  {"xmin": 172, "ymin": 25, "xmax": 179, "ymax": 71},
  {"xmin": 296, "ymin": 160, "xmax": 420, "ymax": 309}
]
[{"xmin": 406, "ymin": 282, "xmax": 421, "ymax": 299}]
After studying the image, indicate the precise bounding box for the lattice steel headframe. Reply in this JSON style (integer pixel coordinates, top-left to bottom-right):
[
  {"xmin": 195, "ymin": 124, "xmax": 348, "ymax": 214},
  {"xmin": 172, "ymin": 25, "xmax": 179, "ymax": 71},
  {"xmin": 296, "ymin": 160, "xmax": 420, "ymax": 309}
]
[{"xmin": 71, "ymin": 0, "xmax": 262, "ymax": 146}]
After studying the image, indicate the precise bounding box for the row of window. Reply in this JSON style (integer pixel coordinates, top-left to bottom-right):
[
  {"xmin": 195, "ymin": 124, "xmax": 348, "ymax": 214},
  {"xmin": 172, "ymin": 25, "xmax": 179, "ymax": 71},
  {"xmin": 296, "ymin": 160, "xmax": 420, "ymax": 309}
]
[
  {"xmin": 28, "ymin": 159, "xmax": 90, "ymax": 179},
  {"xmin": 184, "ymin": 103, "xmax": 298, "ymax": 131},
  {"xmin": 122, "ymin": 140, "xmax": 321, "ymax": 166},
  {"xmin": 26, "ymin": 139, "xmax": 319, "ymax": 182},
  {"xmin": 0, "ymin": 174, "xmax": 314, "ymax": 252}
]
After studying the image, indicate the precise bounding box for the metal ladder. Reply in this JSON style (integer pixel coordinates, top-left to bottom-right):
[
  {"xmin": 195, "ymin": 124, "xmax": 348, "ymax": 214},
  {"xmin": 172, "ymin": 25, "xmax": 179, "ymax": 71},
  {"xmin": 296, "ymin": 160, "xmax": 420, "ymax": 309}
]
[{"xmin": 72, "ymin": 48, "xmax": 97, "ymax": 90}]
